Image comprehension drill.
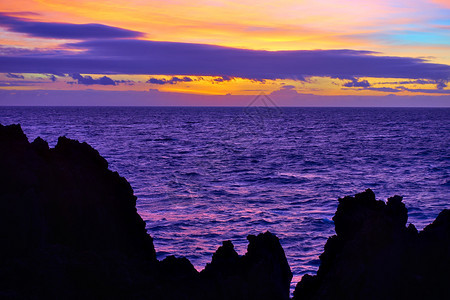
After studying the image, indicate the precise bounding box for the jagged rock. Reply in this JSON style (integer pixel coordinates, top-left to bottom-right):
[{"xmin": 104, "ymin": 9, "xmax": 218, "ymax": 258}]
[
  {"xmin": 293, "ymin": 189, "xmax": 450, "ymax": 300},
  {"xmin": 2, "ymin": 124, "xmax": 448, "ymax": 300},
  {"xmin": 201, "ymin": 232, "xmax": 292, "ymax": 300},
  {"xmin": 244, "ymin": 232, "xmax": 292, "ymax": 300},
  {"xmin": 0, "ymin": 124, "xmax": 293, "ymax": 299},
  {"xmin": 0, "ymin": 124, "xmax": 155, "ymax": 260}
]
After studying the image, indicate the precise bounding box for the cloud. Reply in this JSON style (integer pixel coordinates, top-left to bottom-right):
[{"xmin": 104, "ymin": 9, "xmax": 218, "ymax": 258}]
[
  {"xmin": 270, "ymin": 85, "xmax": 300, "ymax": 97},
  {"xmin": 0, "ymin": 89, "xmax": 449, "ymax": 107},
  {"xmin": 6, "ymin": 72, "xmax": 24, "ymax": 79},
  {"xmin": 378, "ymin": 79, "xmax": 433, "ymax": 85},
  {"xmin": 146, "ymin": 76, "xmax": 193, "ymax": 85},
  {"xmin": 0, "ymin": 13, "xmax": 143, "ymax": 39},
  {"xmin": 436, "ymin": 80, "xmax": 447, "ymax": 90},
  {"xmin": 400, "ymin": 87, "xmax": 450, "ymax": 94},
  {"xmin": 0, "ymin": 19, "xmax": 449, "ymax": 82},
  {"xmin": 214, "ymin": 76, "xmax": 234, "ymax": 82},
  {"xmin": 170, "ymin": 76, "xmax": 193, "ymax": 83},
  {"xmin": 343, "ymin": 77, "xmax": 371, "ymax": 88},
  {"xmin": 365, "ymin": 87, "xmax": 402, "ymax": 93},
  {"xmin": 352, "ymin": 84, "xmax": 450, "ymax": 94},
  {"xmin": 146, "ymin": 78, "xmax": 167, "ymax": 85},
  {"xmin": 114, "ymin": 79, "xmax": 135, "ymax": 85},
  {"xmin": 47, "ymin": 74, "xmax": 57, "ymax": 82},
  {"xmin": 70, "ymin": 73, "xmax": 116, "ymax": 85}
]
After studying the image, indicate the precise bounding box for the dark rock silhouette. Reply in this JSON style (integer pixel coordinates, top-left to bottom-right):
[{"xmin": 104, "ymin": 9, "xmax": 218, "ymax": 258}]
[
  {"xmin": 0, "ymin": 124, "xmax": 291, "ymax": 299},
  {"xmin": 293, "ymin": 189, "xmax": 450, "ymax": 300},
  {"xmin": 1, "ymin": 124, "xmax": 448, "ymax": 299},
  {"xmin": 201, "ymin": 232, "xmax": 292, "ymax": 300},
  {"xmin": 0, "ymin": 124, "xmax": 155, "ymax": 260}
]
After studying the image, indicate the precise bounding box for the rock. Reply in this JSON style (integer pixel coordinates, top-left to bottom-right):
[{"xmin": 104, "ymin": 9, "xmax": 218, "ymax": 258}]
[
  {"xmin": 201, "ymin": 232, "xmax": 292, "ymax": 300},
  {"xmin": 0, "ymin": 123, "xmax": 157, "ymax": 299},
  {"xmin": 31, "ymin": 136, "xmax": 49, "ymax": 154},
  {"xmin": 2, "ymin": 124, "xmax": 448, "ymax": 299},
  {"xmin": 0, "ymin": 124, "xmax": 293, "ymax": 299},
  {"xmin": 244, "ymin": 232, "xmax": 293, "ymax": 300},
  {"xmin": 0, "ymin": 124, "xmax": 155, "ymax": 260},
  {"xmin": 293, "ymin": 189, "xmax": 450, "ymax": 300}
]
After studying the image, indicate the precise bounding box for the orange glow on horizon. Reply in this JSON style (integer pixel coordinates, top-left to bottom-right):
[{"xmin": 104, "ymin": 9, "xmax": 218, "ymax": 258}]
[{"xmin": 0, "ymin": 1, "xmax": 449, "ymax": 97}]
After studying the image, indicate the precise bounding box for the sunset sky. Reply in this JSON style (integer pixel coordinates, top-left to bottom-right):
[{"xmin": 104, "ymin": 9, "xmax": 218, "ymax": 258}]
[{"xmin": 0, "ymin": 0, "xmax": 449, "ymax": 105}]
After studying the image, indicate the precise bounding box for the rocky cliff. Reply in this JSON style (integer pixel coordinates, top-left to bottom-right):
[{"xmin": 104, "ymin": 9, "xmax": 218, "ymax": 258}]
[
  {"xmin": 1, "ymin": 124, "xmax": 448, "ymax": 299},
  {"xmin": 293, "ymin": 189, "xmax": 450, "ymax": 300},
  {"xmin": 0, "ymin": 124, "xmax": 291, "ymax": 299}
]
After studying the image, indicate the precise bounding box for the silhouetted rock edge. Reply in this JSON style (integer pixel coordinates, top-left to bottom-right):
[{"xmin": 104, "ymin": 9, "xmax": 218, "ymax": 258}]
[
  {"xmin": 1, "ymin": 124, "xmax": 448, "ymax": 300},
  {"xmin": 0, "ymin": 124, "xmax": 291, "ymax": 300}
]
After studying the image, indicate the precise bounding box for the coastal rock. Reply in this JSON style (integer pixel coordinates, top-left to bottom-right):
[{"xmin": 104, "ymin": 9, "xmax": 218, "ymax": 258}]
[
  {"xmin": 201, "ymin": 232, "xmax": 292, "ymax": 300},
  {"xmin": 0, "ymin": 124, "xmax": 292, "ymax": 299},
  {"xmin": 1, "ymin": 124, "xmax": 448, "ymax": 299},
  {"xmin": 293, "ymin": 189, "xmax": 450, "ymax": 300},
  {"xmin": 0, "ymin": 124, "xmax": 156, "ymax": 260}
]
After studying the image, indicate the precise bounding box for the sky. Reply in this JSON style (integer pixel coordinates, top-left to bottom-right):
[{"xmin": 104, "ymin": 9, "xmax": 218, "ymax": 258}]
[{"xmin": 0, "ymin": 0, "xmax": 449, "ymax": 106}]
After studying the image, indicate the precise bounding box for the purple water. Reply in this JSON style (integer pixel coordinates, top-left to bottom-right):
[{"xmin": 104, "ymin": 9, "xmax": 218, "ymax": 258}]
[{"xmin": 1, "ymin": 106, "xmax": 449, "ymax": 293}]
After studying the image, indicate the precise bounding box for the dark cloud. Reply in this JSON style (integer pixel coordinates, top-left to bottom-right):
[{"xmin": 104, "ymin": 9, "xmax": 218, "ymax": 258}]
[
  {"xmin": 70, "ymin": 73, "xmax": 116, "ymax": 85},
  {"xmin": 344, "ymin": 77, "xmax": 371, "ymax": 88},
  {"xmin": 378, "ymin": 79, "xmax": 432, "ymax": 85},
  {"xmin": 49, "ymin": 71, "xmax": 66, "ymax": 77},
  {"xmin": 436, "ymin": 80, "xmax": 447, "ymax": 90},
  {"xmin": 270, "ymin": 85, "xmax": 300, "ymax": 97},
  {"xmin": 0, "ymin": 13, "xmax": 143, "ymax": 39},
  {"xmin": 214, "ymin": 76, "xmax": 234, "ymax": 82},
  {"xmin": 114, "ymin": 79, "xmax": 135, "ymax": 85},
  {"xmin": 0, "ymin": 30, "xmax": 449, "ymax": 81},
  {"xmin": 365, "ymin": 87, "xmax": 402, "ymax": 93},
  {"xmin": 146, "ymin": 78, "xmax": 167, "ymax": 85},
  {"xmin": 404, "ymin": 79, "xmax": 431, "ymax": 85},
  {"xmin": 171, "ymin": 76, "xmax": 193, "ymax": 83},
  {"xmin": 400, "ymin": 87, "xmax": 450, "ymax": 94},
  {"xmin": 6, "ymin": 72, "xmax": 24, "ymax": 79},
  {"xmin": 291, "ymin": 75, "xmax": 308, "ymax": 82},
  {"xmin": 47, "ymin": 74, "xmax": 57, "ymax": 82},
  {"xmin": 350, "ymin": 84, "xmax": 449, "ymax": 94},
  {"xmin": 146, "ymin": 76, "xmax": 193, "ymax": 85}
]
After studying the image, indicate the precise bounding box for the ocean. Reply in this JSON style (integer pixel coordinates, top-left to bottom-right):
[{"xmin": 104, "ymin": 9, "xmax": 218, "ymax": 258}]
[{"xmin": 1, "ymin": 106, "xmax": 449, "ymax": 291}]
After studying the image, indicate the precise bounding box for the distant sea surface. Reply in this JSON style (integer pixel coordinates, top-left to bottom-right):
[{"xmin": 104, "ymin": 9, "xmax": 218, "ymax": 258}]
[{"xmin": 1, "ymin": 106, "xmax": 449, "ymax": 292}]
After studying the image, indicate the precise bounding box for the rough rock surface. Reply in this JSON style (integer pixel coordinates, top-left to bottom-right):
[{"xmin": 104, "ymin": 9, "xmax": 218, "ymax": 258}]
[
  {"xmin": 1, "ymin": 124, "xmax": 448, "ymax": 299},
  {"xmin": 201, "ymin": 232, "xmax": 292, "ymax": 300},
  {"xmin": 0, "ymin": 124, "xmax": 292, "ymax": 299},
  {"xmin": 293, "ymin": 189, "xmax": 450, "ymax": 300}
]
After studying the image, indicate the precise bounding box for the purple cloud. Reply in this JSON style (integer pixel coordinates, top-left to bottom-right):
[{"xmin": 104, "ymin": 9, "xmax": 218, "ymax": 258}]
[
  {"xmin": 400, "ymin": 87, "xmax": 450, "ymax": 94},
  {"xmin": 0, "ymin": 13, "xmax": 143, "ymax": 39},
  {"xmin": 114, "ymin": 79, "xmax": 135, "ymax": 85},
  {"xmin": 436, "ymin": 80, "xmax": 447, "ymax": 90},
  {"xmin": 6, "ymin": 72, "xmax": 24, "ymax": 79},
  {"xmin": 146, "ymin": 76, "xmax": 193, "ymax": 85},
  {"xmin": 214, "ymin": 76, "xmax": 234, "ymax": 82},
  {"xmin": 365, "ymin": 87, "xmax": 402, "ymax": 93},
  {"xmin": 70, "ymin": 73, "xmax": 116, "ymax": 85},
  {"xmin": 47, "ymin": 74, "xmax": 57, "ymax": 82},
  {"xmin": 0, "ymin": 27, "xmax": 449, "ymax": 82},
  {"xmin": 344, "ymin": 77, "xmax": 371, "ymax": 88}
]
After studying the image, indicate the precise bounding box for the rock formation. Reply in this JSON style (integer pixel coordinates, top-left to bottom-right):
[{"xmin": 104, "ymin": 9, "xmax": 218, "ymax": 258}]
[
  {"xmin": 0, "ymin": 124, "xmax": 291, "ymax": 299},
  {"xmin": 293, "ymin": 189, "xmax": 450, "ymax": 300},
  {"xmin": 201, "ymin": 232, "xmax": 292, "ymax": 300},
  {"xmin": 1, "ymin": 123, "xmax": 448, "ymax": 299}
]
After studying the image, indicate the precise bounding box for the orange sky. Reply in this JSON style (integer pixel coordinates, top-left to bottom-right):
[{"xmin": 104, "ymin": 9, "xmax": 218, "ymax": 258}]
[{"xmin": 0, "ymin": 0, "xmax": 449, "ymax": 98}]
